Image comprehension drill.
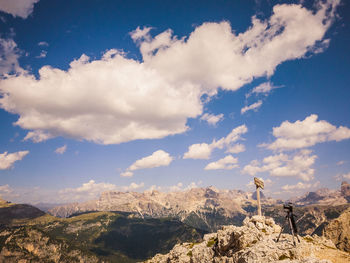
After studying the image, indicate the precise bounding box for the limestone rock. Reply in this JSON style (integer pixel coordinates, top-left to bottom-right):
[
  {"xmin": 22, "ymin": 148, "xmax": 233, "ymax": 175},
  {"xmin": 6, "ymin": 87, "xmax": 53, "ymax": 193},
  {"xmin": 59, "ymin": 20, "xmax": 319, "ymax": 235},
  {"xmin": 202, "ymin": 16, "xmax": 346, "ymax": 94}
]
[{"xmin": 143, "ymin": 216, "xmax": 350, "ymax": 263}]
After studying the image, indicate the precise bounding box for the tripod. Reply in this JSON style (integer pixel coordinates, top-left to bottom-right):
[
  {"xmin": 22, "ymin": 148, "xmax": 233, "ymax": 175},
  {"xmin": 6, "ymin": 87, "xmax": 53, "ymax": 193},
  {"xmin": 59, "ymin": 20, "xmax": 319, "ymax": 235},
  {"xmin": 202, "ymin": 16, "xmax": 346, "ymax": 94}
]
[{"xmin": 276, "ymin": 209, "xmax": 300, "ymax": 246}]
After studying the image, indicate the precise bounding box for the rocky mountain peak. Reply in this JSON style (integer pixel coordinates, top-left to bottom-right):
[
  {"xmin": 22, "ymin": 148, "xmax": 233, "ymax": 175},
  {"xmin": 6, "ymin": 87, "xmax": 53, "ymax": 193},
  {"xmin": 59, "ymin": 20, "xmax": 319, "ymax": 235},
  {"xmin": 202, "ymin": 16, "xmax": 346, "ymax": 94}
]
[{"xmin": 204, "ymin": 186, "xmax": 219, "ymax": 198}]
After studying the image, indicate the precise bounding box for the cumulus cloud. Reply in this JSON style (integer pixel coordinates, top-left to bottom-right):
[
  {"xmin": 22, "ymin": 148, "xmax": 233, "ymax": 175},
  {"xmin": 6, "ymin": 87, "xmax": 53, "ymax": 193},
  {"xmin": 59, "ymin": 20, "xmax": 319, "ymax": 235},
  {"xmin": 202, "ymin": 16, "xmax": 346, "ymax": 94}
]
[
  {"xmin": 262, "ymin": 114, "xmax": 350, "ymax": 151},
  {"xmin": 246, "ymin": 82, "xmax": 281, "ymax": 98},
  {"xmin": 241, "ymin": 100, "xmax": 263, "ymax": 114},
  {"xmin": 226, "ymin": 143, "xmax": 245, "ymax": 154},
  {"xmin": 121, "ymin": 150, "xmax": 173, "ymax": 177},
  {"xmin": 205, "ymin": 155, "xmax": 238, "ymax": 170},
  {"xmin": 281, "ymin": 181, "xmax": 320, "ymax": 191},
  {"xmin": 0, "ymin": 38, "xmax": 22, "ymax": 76},
  {"xmin": 0, "ymin": 150, "xmax": 29, "ymax": 170},
  {"xmin": 54, "ymin": 145, "xmax": 67, "ymax": 154},
  {"xmin": 184, "ymin": 125, "xmax": 247, "ymax": 159},
  {"xmin": 200, "ymin": 113, "xmax": 224, "ymax": 126},
  {"xmin": 0, "ymin": 0, "xmax": 339, "ymax": 144},
  {"xmin": 242, "ymin": 150, "xmax": 317, "ymax": 181},
  {"xmin": 0, "ymin": 0, "xmax": 39, "ymax": 18},
  {"xmin": 183, "ymin": 143, "xmax": 212, "ymax": 160}
]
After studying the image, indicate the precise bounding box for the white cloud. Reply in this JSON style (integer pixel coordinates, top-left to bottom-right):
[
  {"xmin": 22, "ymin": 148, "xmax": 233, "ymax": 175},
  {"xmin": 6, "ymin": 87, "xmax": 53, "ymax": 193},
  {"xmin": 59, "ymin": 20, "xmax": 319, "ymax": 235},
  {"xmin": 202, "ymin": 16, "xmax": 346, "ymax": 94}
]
[
  {"xmin": 121, "ymin": 182, "xmax": 145, "ymax": 191},
  {"xmin": 58, "ymin": 180, "xmax": 145, "ymax": 202},
  {"xmin": 0, "ymin": 150, "xmax": 29, "ymax": 170},
  {"xmin": 226, "ymin": 143, "xmax": 245, "ymax": 154},
  {"xmin": 0, "ymin": 1, "xmax": 339, "ymax": 144},
  {"xmin": 334, "ymin": 172, "xmax": 350, "ymax": 181},
  {"xmin": 35, "ymin": 50, "xmax": 47, "ymax": 58},
  {"xmin": 205, "ymin": 155, "xmax": 238, "ymax": 170},
  {"xmin": 120, "ymin": 171, "xmax": 133, "ymax": 177},
  {"xmin": 0, "ymin": 0, "xmax": 39, "ymax": 18},
  {"xmin": 183, "ymin": 143, "xmax": 212, "ymax": 160},
  {"xmin": 121, "ymin": 150, "xmax": 173, "ymax": 177},
  {"xmin": 38, "ymin": 41, "xmax": 48, "ymax": 47},
  {"xmin": 337, "ymin": 160, "xmax": 345, "ymax": 166},
  {"xmin": 0, "ymin": 184, "xmax": 12, "ymax": 194},
  {"xmin": 241, "ymin": 100, "xmax": 263, "ymax": 114},
  {"xmin": 0, "ymin": 38, "xmax": 22, "ymax": 76},
  {"xmin": 246, "ymin": 82, "xmax": 281, "ymax": 98},
  {"xmin": 281, "ymin": 181, "xmax": 320, "ymax": 191},
  {"xmin": 242, "ymin": 150, "xmax": 317, "ymax": 181},
  {"xmin": 184, "ymin": 124, "xmax": 247, "ymax": 159},
  {"xmin": 55, "ymin": 145, "xmax": 67, "ymax": 154},
  {"xmin": 200, "ymin": 113, "xmax": 224, "ymax": 126},
  {"xmin": 23, "ymin": 130, "xmax": 53, "ymax": 143},
  {"xmin": 263, "ymin": 114, "xmax": 350, "ymax": 151}
]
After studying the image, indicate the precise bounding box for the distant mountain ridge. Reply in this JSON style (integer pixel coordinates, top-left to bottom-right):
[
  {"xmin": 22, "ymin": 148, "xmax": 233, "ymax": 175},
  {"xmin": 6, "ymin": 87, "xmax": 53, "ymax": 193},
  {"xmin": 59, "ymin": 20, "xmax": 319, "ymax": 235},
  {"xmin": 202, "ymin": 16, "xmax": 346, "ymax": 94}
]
[
  {"xmin": 289, "ymin": 181, "xmax": 350, "ymax": 206},
  {"xmin": 48, "ymin": 186, "xmax": 279, "ymax": 231}
]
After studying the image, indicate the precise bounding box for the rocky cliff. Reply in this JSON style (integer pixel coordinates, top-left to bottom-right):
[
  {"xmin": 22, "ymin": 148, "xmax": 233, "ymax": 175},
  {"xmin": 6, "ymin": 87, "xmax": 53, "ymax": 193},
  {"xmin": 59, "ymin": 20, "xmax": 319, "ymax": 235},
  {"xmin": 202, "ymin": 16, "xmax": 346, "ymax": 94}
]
[
  {"xmin": 144, "ymin": 216, "xmax": 350, "ymax": 263},
  {"xmin": 323, "ymin": 207, "xmax": 350, "ymax": 252}
]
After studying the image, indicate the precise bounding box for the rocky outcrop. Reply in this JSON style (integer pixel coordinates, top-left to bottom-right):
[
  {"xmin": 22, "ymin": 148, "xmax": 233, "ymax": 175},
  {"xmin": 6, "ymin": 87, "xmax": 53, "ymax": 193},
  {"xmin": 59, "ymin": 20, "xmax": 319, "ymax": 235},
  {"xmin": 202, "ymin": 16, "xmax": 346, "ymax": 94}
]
[
  {"xmin": 341, "ymin": 181, "xmax": 350, "ymax": 202},
  {"xmin": 144, "ymin": 216, "xmax": 350, "ymax": 263},
  {"xmin": 0, "ymin": 226, "xmax": 99, "ymax": 263},
  {"xmin": 323, "ymin": 207, "xmax": 350, "ymax": 252}
]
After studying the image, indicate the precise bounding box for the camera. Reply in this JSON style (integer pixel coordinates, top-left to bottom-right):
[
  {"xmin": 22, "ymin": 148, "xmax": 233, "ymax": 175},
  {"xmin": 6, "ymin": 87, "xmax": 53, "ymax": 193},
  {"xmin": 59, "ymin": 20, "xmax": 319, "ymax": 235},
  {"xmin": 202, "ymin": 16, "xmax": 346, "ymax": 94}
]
[{"xmin": 283, "ymin": 203, "xmax": 293, "ymax": 212}]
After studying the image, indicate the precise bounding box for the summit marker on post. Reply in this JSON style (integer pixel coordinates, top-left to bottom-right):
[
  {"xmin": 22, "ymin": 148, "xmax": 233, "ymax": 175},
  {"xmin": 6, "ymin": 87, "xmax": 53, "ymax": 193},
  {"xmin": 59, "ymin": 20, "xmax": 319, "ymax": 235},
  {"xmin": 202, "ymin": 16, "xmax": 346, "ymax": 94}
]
[{"xmin": 254, "ymin": 177, "xmax": 264, "ymax": 216}]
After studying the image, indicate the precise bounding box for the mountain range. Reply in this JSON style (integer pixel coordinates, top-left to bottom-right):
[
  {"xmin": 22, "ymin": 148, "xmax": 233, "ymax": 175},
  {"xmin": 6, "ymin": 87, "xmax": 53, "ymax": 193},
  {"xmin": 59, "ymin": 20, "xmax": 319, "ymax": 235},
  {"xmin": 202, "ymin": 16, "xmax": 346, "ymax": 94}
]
[
  {"xmin": 48, "ymin": 182, "xmax": 350, "ymax": 232},
  {"xmin": 1, "ymin": 182, "xmax": 350, "ymax": 262}
]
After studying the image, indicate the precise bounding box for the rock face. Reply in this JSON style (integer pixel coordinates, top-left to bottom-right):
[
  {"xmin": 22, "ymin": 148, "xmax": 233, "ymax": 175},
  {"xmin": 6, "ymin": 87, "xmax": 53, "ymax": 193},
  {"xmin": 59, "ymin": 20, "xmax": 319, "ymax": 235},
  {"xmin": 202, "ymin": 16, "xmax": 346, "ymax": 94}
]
[
  {"xmin": 144, "ymin": 216, "xmax": 350, "ymax": 263},
  {"xmin": 323, "ymin": 207, "xmax": 350, "ymax": 252},
  {"xmin": 49, "ymin": 187, "xmax": 279, "ymax": 231}
]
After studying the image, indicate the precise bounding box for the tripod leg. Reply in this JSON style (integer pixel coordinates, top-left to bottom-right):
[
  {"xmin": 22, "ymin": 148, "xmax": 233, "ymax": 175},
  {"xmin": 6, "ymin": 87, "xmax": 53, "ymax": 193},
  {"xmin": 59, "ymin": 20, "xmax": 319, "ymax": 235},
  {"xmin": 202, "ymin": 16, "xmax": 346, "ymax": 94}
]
[
  {"xmin": 288, "ymin": 218, "xmax": 296, "ymax": 246},
  {"xmin": 276, "ymin": 216, "xmax": 288, "ymax": 242},
  {"xmin": 276, "ymin": 225, "xmax": 285, "ymax": 242}
]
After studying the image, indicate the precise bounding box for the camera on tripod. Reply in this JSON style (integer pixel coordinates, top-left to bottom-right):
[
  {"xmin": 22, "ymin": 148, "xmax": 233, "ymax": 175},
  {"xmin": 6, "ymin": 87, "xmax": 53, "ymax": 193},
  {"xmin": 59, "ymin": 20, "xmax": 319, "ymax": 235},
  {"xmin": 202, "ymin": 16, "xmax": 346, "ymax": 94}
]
[
  {"xmin": 283, "ymin": 203, "xmax": 293, "ymax": 212},
  {"xmin": 276, "ymin": 202, "xmax": 300, "ymax": 246}
]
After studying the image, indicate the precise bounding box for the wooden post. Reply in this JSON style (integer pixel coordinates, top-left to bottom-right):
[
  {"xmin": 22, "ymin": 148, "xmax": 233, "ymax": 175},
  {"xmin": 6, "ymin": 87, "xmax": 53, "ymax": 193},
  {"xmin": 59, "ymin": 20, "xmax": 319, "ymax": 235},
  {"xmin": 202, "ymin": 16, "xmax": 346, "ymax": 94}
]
[
  {"xmin": 254, "ymin": 177, "xmax": 264, "ymax": 217},
  {"xmin": 256, "ymin": 186, "xmax": 261, "ymax": 216}
]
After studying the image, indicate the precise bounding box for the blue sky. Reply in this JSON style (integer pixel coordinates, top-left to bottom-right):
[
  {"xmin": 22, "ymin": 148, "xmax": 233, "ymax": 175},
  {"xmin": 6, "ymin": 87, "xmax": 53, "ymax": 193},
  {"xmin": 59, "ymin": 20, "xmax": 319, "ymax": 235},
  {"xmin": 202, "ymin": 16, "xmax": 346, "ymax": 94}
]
[{"xmin": 0, "ymin": 0, "xmax": 349, "ymax": 204}]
